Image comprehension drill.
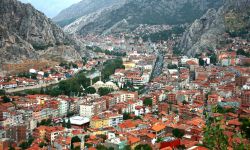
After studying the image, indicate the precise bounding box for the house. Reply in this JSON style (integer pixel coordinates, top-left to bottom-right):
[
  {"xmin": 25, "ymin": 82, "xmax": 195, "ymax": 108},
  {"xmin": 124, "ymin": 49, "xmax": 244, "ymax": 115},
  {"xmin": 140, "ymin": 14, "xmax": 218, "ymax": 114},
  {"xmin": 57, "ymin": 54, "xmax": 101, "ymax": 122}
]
[
  {"xmin": 151, "ymin": 123, "xmax": 166, "ymax": 138},
  {"xmin": 127, "ymin": 136, "xmax": 140, "ymax": 149},
  {"xmin": 1, "ymin": 81, "xmax": 17, "ymax": 89}
]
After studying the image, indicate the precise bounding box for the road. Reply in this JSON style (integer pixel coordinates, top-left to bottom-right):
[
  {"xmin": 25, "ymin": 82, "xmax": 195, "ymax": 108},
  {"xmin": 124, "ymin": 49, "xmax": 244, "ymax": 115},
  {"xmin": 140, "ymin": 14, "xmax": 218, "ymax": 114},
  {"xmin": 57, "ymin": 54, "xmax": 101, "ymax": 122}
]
[
  {"xmin": 139, "ymin": 50, "xmax": 164, "ymax": 97},
  {"xmin": 5, "ymin": 80, "xmax": 60, "ymax": 93},
  {"xmin": 150, "ymin": 50, "xmax": 164, "ymax": 80},
  {"xmin": 5, "ymin": 69, "xmax": 84, "ymax": 93}
]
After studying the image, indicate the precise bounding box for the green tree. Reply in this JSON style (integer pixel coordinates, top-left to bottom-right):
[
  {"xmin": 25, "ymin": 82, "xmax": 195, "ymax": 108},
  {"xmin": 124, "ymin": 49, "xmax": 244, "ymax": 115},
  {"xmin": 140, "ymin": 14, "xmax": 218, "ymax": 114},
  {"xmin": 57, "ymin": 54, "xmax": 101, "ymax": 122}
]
[
  {"xmin": 0, "ymin": 90, "xmax": 6, "ymax": 96},
  {"xmin": 172, "ymin": 128, "xmax": 185, "ymax": 138},
  {"xmin": 124, "ymin": 145, "xmax": 131, "ymax": 150},
  {"xmin": 96, "ymin": 144, "xmax": 108, "ymax": 150},
  {"xmin": 44, "ymin": 72, "xmax": 49, "ymax": 78},
  {"xmin": 239, "ymin": 118, "xmax": 250, "ymax": 140},
  {"xmin": 76, "ymin": 73, "xmax": 90, "ymax": 88},
  {"xmin": 48, "ymin": 88, "xmax": 62, "ymax": 97},
  {"xmin": 167, "ymin": 64, "xmax": 178, "ymax": 69},
  {"xmin": 203, "ymin": 123, "xmax": 228, "ymax": 150},
  {"xmin": 199, "ymin": 58, "xmax": 205, "ymax": 66},
  {"xmin": 176, "ymin": 145, "xmax": 186, "ymax": 150},
  {"xmin": 97, "ymin": 134, "xmax": 107, "ymax": 142},
  {"xmin": 71, "ymin": 136, "xmax": 81, "ymax": 143},
  {"xmin": 210, "ymin": 53, "xmax": 217, "ymax": 65},
  {"xmin": 39, "ymin": 119, "xmax": 52, "ymax": 126},
  {"xmin": 85, "ymin": 87, "xmax": 96, "ymax": 94},
  {"xmin": 143, "ymin": 98, "xmax": 152, "ymax": 106},
  {"xmin": 72, "ymin": 63, "xmax": 78, "ymax": 69},
  {"xmin": 156, "ymin": 137, "xmax": 164, "ymax": 143},
  {"xmin": 73, "ymin": 146, "xmax": 81, "ymax": 150},
  {"xmin": 40, "ymin": 87, "xmax": 45, "ymax": 94},
  {"xmin": 71, "ymin": 136, "xmax": 81, "ymax": 150},
  {"xmin": 134, "ymin": 144, "xmax": 152, "ymax": 150},
  {"xmin": 237, "ymin": 49, "xmax": 250, "ymax": 57},
  {"xmin": 123, "ymin": 112, "xmax": 132, "ymax": 120},
  {"xmin": 19, "ymin": 142, "xmax": 29, "ymax": 150},
  {"xmin": 67, "ymin": 119, "xmax": 71, "ymax": 128},
  {"xmin": 39, "ymin": 142, "xmax": 47, "ymax": 148},
  {"xmin": 182, "ymin": 100, "xmax": 188, "ymax": 105},
  {"xmin": 2, "ymin": 95, "xmax": 11, "ymax": 103},
  {"xmin": 101, "ymin": 58, "xmax": 124, "ymax": 81},
  {"xmin": 98, "ymin": 87, "xmax": 114, "ymax": 96},
  {"xmin": 8, "ymin": 146, "xmax": 15, "ymax": 150},
  {"xmin": 62, "ymin": 119, "xmax": 66, "ymax": 127}
]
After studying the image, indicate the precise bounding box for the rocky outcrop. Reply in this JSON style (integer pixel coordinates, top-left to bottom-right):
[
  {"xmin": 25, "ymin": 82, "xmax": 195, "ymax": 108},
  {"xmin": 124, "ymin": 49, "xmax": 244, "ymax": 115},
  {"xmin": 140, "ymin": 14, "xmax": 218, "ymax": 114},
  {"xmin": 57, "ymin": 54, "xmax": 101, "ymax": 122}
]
[
  {"xmin": 179, "ymin": 0, "xmax": 250, "ymax": 56},
  {"xmin": 179, "ymin": 8, "xmax": 226, "ymax": 56},
  {"xmin": 53, "ymin": 0, "xmax": 127, "ymax": 27},
  {"xmin": 0, "ymin": 0, "xmax": 81, "ymax": 67},
  {"xmin": 58, "ymin": 0, "xmax": 223, "ymax": 36}
]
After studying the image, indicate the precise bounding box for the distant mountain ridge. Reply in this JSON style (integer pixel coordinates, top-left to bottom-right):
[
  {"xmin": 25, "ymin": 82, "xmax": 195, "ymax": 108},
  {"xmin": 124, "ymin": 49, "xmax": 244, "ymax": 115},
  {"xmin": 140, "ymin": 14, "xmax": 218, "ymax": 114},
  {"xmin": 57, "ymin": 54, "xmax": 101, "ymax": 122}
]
[
  {"xmin": 54, "ymin": 0, "xmax": 223, "ymax": 36},
  {"xmin": 0, "ymin": 0, "xmax": 82, "ymax": 68},
  {"xmin": 179, "ymin": 0, "xmax": 250, "ymax": 56},
  {"xmin": 53, "ymin": 0, "xmax": 127, "ymax": 27}
]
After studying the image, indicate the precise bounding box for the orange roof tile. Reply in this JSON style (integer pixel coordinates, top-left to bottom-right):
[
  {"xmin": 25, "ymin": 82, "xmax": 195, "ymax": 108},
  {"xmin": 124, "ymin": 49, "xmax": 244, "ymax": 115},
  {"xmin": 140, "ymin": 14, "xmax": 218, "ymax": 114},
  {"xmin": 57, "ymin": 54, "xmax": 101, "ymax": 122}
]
[
  {"xmin": 151, "ymin": 123, "xmax": 166, "ymax": 132},
  {"xmin": 128, "ymin": 136, "xmax": 140, "ymax": 145}
]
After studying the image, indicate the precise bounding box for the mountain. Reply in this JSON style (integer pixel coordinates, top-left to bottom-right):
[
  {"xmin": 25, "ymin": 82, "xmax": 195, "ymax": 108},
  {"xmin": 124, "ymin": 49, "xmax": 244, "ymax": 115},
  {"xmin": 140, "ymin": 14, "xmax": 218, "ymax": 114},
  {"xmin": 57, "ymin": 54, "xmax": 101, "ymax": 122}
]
[
  {"xmin": 0, "ymin": 0, "xmax": 82, "ymax": 68},
  {"xmin": 179, "ymin": 0, "xmax": 250, "ymax": 56},
  {"xmin": 53, "ymin": 0, "xmax": 127, "ymax": 27},
  {"xmin": 55, "ymin": 0, "xmax": 223, "ymax": 36}
]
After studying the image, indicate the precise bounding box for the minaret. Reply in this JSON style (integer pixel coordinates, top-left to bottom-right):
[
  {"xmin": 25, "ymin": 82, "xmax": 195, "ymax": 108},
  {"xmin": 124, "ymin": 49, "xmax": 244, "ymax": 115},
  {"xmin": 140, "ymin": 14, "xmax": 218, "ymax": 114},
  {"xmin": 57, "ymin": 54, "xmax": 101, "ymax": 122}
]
[
  {"xmin": 90, "ymin": 77, "xmax": 93, "ymax": 86},
  {"xmin": 99, "ymin": 71, "xmax": 102, "ymax": 81}
]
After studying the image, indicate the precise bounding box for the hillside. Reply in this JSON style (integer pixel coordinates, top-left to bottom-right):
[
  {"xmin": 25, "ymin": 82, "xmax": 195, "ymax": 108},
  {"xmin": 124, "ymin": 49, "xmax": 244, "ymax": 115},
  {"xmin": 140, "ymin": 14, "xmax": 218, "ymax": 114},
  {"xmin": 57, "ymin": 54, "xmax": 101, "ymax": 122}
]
[
  {"xmin": 179, "ymin": 0, "xmax": 250, "ymax": 56},
  {"xmin": 0, "ymin": 0, "xmax": 82, "ymax": 70},
  {"xmin": 57, "ymin": 0, "xmax": 223, "ymax": 36},
  {"xmin": 53, "ymin": 0, "xmax": 127, "ymax": 27}
]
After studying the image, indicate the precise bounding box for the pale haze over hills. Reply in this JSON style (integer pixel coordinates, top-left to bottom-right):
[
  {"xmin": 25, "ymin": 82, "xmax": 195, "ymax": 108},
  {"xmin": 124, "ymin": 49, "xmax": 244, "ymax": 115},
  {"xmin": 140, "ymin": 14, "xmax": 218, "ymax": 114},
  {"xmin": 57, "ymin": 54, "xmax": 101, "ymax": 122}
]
[{"xmin": 19, "ymin": 0, "xmax": 81, "ymax": 18}]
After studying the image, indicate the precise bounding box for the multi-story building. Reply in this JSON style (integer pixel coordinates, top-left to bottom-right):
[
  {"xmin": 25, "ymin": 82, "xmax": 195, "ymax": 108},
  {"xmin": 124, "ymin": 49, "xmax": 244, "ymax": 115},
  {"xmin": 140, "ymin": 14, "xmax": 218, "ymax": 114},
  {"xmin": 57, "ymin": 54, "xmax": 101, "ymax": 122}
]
[
  {"xmin": 90, "ymin": 112, "xmax": 123, "ymax": 128},
  {"xmin": 90, "ymin": 116, "xmax": 109, "ymax": 129},
  {"xmin": 241, "ymin": 90, "xmax": 250, "ymax": 107},
  {"xmin": 0, "ymin": 138, "xmax": 10, "ymax": 150},
  {"xmin": 80, "ymin": 104, "xmax": 94, "ymax": 118},
  {"xmin": 80, "ymin": 98, "xmax": 107, "ymax": 118},
  {"xmin": 5, "ymin": 125, "xmax": 27, "ymax": 144},
  {"xmin": 45, "ymin": 126, "xmax": 64, "ymax": 144},
  {"xmin": 236, "ymin": 76, "xmax": 248, "ymax": 87},
  {"xmin": 58, "ymin": 100, "xmax": 68, "ymax": 117},
  {"xmin": 108, "ymin": 114, "xmax": 123, "ymax": 127},
  {"xmin": 168, "ymin": 93, "xmax": 177, "ymax": 104}
]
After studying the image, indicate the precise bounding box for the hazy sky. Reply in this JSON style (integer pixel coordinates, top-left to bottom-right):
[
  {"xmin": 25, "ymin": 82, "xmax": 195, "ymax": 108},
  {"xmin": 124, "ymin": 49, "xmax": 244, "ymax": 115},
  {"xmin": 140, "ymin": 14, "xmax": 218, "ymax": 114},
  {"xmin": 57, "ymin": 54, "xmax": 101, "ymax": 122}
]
[{"xmin": 19, "ymin": 0, "xmax": 82, "ymax": 18}]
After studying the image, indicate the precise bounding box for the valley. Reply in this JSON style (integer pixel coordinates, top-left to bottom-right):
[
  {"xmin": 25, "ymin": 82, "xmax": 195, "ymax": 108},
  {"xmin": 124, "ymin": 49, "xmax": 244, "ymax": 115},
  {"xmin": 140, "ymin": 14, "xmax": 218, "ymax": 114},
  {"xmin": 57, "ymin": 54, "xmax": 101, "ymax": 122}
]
[{"xmin": 0, "ymin": 0, "xmax": 250, "ymax": 150}]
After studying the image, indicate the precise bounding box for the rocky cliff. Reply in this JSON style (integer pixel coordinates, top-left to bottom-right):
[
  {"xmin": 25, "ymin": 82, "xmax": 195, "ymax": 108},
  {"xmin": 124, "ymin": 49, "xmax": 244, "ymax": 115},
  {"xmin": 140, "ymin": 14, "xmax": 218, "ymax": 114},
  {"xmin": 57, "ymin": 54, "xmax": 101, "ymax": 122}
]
[
  {"xmin": 179, "ymin": 0, "xmax": 250, "ymax": 56},
  {"xmin": 53, "ymin": 0, "xmax": 127, "ymax": 27},
  {"xmin": 0, "ymin": 0, "xmax": 81, "ymax": 68},
  {"xmin": 179, "ymin": 8, "xmax": 226, "ymax": 56},
  {"xmin": 57, "ymin": 0, "xmax": 223, "ymax": 36}
]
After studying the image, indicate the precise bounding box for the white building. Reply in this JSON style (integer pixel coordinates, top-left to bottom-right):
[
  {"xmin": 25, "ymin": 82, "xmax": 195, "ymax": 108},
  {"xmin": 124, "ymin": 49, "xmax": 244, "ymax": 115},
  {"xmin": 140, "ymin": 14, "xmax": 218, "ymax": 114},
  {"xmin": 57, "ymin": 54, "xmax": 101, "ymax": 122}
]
[
  {"xmin": 108, "ymin": 114, "xmax": 123, "ymax": 127},
  {"xmin": 80, "ymin": 104, "xmax": 94, "ymax": 118},
  {"xmin": 92, "ymin": 81, "xmax": 119, "ymax": 91},
  {"xmin": 58, "ymin": 100, "xmax": 68, "ymax": 117}
]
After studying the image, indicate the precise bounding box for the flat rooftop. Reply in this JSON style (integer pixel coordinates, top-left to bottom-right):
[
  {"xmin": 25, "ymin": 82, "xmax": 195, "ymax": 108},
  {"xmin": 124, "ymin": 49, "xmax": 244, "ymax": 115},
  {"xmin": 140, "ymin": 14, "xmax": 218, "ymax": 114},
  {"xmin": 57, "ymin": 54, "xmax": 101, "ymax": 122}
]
[{"xmin": 65, "ymin": 116, "xmax": 90, "ymax": 126}]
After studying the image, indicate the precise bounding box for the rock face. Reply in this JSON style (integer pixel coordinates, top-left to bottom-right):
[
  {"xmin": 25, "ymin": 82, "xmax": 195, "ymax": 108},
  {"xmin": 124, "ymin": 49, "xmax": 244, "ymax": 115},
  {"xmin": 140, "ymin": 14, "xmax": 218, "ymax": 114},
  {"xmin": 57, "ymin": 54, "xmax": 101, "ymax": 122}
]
[
  {"xmin": 53, "ymin": 0, "xmax": 127, "ymax": 27},
  {"xmin": 179, "ymin": 8, "xmax": 226, "ymax": 56},
  {"xmin": 56, "ymin": 0, "xmax": 223, "ymax": 36},
  {"xmin": 0, "ymin": 0, "xmax": 81, "ymax": 67},
  {"xmin": 179, "ymin": 0, "xmax": 250, "ymax": 56}
]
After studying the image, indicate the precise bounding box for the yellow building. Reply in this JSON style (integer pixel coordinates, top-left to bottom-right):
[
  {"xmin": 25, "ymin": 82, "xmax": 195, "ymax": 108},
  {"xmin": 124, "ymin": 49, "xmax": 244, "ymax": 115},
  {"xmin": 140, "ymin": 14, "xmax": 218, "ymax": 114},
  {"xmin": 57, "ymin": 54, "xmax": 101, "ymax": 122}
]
[
  {"xmin": 34, "ymin": 126, "xmax": 47, "ymax": 139},
  {"xmin": 123, "ymin": 61, "xmax": 136, "ymax": 70},
  {"xmin": 90, "ymin": 116, "xmax": 109, "ymax": 129}
]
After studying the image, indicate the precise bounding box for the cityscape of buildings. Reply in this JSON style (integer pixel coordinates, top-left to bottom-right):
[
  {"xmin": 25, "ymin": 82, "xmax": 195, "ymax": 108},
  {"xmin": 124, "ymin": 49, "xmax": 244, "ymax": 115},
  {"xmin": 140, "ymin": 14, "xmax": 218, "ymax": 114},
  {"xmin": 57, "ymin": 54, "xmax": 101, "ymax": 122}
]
[{"xmin": 0, "ymin": 32, "xmax": 250, "ymax": 150}]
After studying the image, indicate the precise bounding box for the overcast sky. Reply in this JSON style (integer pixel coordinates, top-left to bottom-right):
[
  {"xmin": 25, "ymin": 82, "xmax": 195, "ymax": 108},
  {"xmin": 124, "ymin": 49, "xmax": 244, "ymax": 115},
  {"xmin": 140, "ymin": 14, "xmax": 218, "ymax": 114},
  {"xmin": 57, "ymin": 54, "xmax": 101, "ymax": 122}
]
[{"xmin": 19, "ymin": 0, "xmax": 82, "ymax": 18}]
